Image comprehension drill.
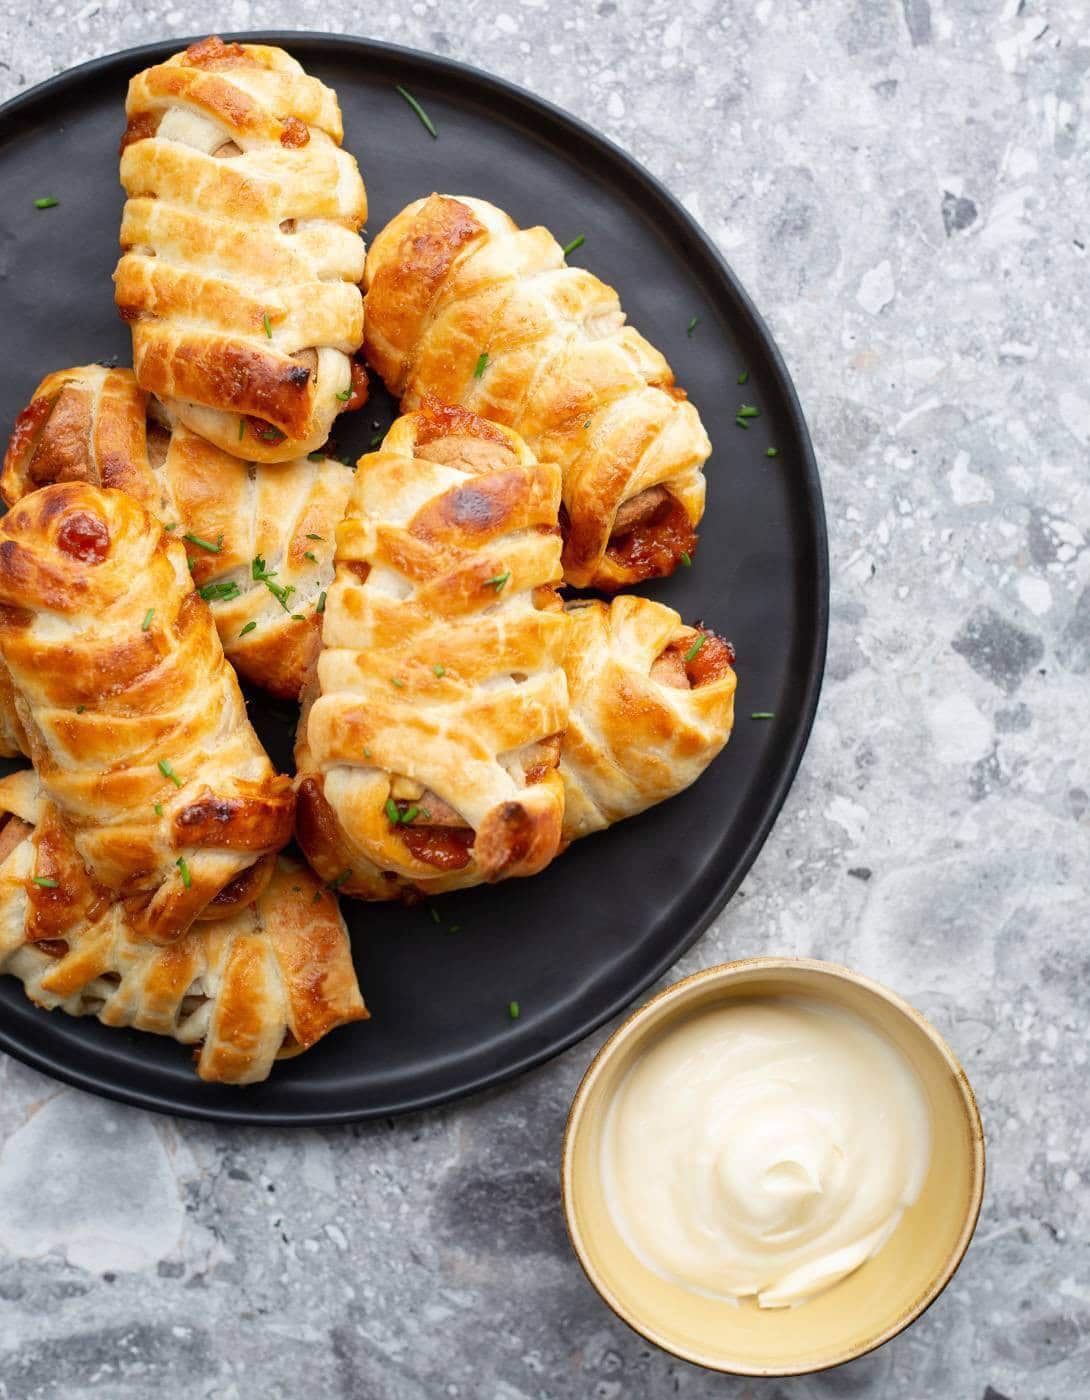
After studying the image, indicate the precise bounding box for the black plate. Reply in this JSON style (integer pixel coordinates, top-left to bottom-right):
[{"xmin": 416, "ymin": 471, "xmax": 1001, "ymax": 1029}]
[{"xmin": 0, "ymin": 33, "xmax": 827, "ymax": 1124}]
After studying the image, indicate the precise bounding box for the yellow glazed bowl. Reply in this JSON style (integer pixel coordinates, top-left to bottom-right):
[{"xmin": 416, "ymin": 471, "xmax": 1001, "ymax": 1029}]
[{"xmin": 561, "ymin": 957, "xmax": 985, "ymax": 1376}]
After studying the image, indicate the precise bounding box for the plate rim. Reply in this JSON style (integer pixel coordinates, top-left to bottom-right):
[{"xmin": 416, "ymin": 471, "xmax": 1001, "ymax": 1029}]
[{"xmin": 0, "ymin": 30, "xmax": 829, "ymax": 1125}]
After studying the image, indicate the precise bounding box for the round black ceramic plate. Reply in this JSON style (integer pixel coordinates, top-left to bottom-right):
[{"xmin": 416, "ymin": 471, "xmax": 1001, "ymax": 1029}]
[{"xmin": 0, "ymin": 33, "xmax": 827, "ymax": 1124}]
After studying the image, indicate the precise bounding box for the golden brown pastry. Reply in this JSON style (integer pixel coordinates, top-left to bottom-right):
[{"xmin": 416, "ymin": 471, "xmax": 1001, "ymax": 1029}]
[
  {"xmin": 0, "ymin": 770, "xmax": 365, "ymax": 1085},
  {"xmin": 363, "ymin": 194, "xmax": 710, "ymax": 591},
  {"xmin": 0, "ymin": 483, "xmax": 295, "ymax": 943},
  {"xmin": 296, "ymin": 405, "xmax": 569, "ymax": 899},
  {"xmin": 2, "ymin": 364, "xmax": 354, "ymax": 699},
  {"xmin": 560, "ymin": 597, "xmax": 736, "ymax": 841},
  {"xmin": 115, "ymin": 36, "xmax": 368, "ymax": 464}
]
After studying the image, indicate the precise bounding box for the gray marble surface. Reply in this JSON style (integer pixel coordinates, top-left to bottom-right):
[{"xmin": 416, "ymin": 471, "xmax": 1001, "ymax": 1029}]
[{"xmin": 0, "ymin": 1, "xmax": 1087, "ymax": 1397}]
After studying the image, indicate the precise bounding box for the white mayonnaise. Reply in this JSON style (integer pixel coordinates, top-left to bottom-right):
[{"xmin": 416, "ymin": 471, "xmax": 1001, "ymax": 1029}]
[{"xmin": 602, "ymin": 996, "xmax": 932, "ymax": 1308}]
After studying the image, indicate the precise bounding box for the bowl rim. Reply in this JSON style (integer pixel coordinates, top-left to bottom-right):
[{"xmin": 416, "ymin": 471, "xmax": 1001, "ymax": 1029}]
[{"xmin": 560, "ymin": 955, "xmax": 987, "ymax": 1377}]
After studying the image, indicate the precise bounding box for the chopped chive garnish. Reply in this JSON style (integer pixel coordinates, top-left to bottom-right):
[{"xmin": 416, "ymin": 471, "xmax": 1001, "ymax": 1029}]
[
  {"xmin": 239, "ymin": 418, "xmax": 246, "ymax": 441},
  {"xmin": 252, "ymin": 554, "xmax": 294, "ymax": 610},
  {"xmin": 738, "ymin": 369, "xmax": 749, "ymax": 385},
  {"xmin": 34, "ymin": 197, "xmax": 58, "ymax": 210},
  {"xmin": 473, "ymin": 352, "xmax": 489, "ymax": 379},
  {"xmin": 141, "ymin": 608, "xmax": 155, "ymax": 631},
  {"xmin": 737, "ymin": 404, "xmax": 760, "ymax": 418},
  {"xmin": 328, "ymin": 869, "xmax": 351, "ymax": 889},
  {"xmin": 304, "ymin": 551, "xmax": 317, "ymax": 563},
  {"xmin": 291, "ymin": 613, "xmax": 305, "ymax": 621},
  {"xmin": 313, "ymin": 889, "xmax": 323, "ymax": 904},
  {"xmin": 183, "ymin": 532, "xmax": 222, "ymax": 554},
  {"xmin": 684, "ymin": 634, "xmax": 707, "ymax": 663},
  {"xmin": 164, "ymin": 523, "xmax": 177, "ymax": 531},
  {"xmin": 419, "ymin": 808, "xmax": 431, "ymax": 820},
  {"xmin": 363, "ymin": 747, "xmax": 372, "ymax": 759},
  {"xmin": 307, "ymin": 451, "xmax": 324, "ymax": 463},
  {"xmin": 305, "ymin": 534, "xmax": 324, "ymax": 542},
  {"xmin": 433, "ymin": 663, "xmax": 445, "ymax": 677},
  {"xmin": 153, "ymin": 802, "xmax": 163, "ymax": 816},
  {"xmin": 32, "ymin": 876, "xmax": 58, "ymax": 888},
  {"xmin": 336, "ymin": 387, "xmax": 352, "ymax": 402},
  {"xmin": 199, "ymin": 580, "xmax": 241, "ymax": 603},
  {"xmin": 291, "ymin": 884, "xmax": 301, "ymax": 893},
  {"xmin": 390, "ymin": 677, "xmax": 406, "ymax": 688},
  {"xmin": 369, "ymin": 432, "xmax": 384, "ymax": 448},
  {"xmin": 508, "ymin": 1000, "xmax": 520, "ymax": 1019},
  {"xmin": 75, "ymin": 704, "xmax": 86, "ymax": 714},
  {"xmin": 263, "ymin": 312, "xmax": 273, "ymax": 339},
  {"xmin": 316, "ymin": 591, "xmax": 326, "ymax": 614},
  {"xmin": 429, "ymin": 906, "xmax": 440, "ymax": 924},
  {"xmin": 751, "ymin": 711, "xmax": 775, "ymax": 720},
  {"xmin": 239, "ymin": 620, "xmax": 257, "ymax": 637},
  {"xmin": 687, "ymin": 316, "xmax": 700, "ymax": 336},
  {"xmin": 766, "ymin": 447, "xmax": 779, "ymax": 458},
  {"xmin": 735, "ymin": 417, "xmax": 749, "ymax": 430},
  {"xmin": 401, "ymin": 805, "xmax": 420, "ymax": 825},
  {"xmin": 158, "ymin": 759, "xmax": 183, "ymax": 788},
  {"xmin": 562, "ymin": 235, "xmax": 585, "ymax": 256},
  {"xmin": 583, "ymin": 419, "xmax": 591, "ymax": 429},
  {"xmin": 448, "ymin": 924, "xmax": 461, "ymax": 934},
  {"xmin": 679, "ymin": 551, "xmax": 692, "ymax": 567},
  {"xmin": 395, "ymin": 85, "xmax": 438, "ymax": 138},
  {"xmin": 176, "ymin": 856, "xmax": 191, "ymax": 889},
  {"xmin": 384, "ymin": 797, "xmax": 399, "ymax": 824},
  {"xmin": 484, "ymin": 570, "xmax": 510, "ymax": 593}
]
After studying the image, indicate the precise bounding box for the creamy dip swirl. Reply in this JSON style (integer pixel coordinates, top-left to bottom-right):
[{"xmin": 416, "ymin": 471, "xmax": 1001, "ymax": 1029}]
[{"xmin": 602, "ymin": 997, "xmax": 932, "ymax": 1308}]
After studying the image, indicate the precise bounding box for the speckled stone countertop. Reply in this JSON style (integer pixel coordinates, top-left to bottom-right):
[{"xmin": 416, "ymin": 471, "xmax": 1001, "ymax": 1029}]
[{"xmin": 0, "ymin": 3, "xmax": 1086, "ymax": 1397}]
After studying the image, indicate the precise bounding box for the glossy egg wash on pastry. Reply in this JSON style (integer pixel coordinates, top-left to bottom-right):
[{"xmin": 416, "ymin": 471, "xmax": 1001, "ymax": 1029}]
[{"xmin": 602, "ymin": 997, "xmax": 932, "ymax": 1308}]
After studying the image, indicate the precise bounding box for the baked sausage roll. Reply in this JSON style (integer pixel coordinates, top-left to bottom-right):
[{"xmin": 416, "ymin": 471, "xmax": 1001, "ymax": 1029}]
[
  {"xmin": 0, "ymin": 770, "xmax": 365, "ymax": 1085},
  {"xmin": 363, "ymin": 194, "xmax": 711, "ymax": 591},
  {"xmin": 560, "ymin": 597, "xmax": 736, "ymax": 842},
  {"xmin": 296, "ymin": 405, "xmax": 569, "ymax": 899},
  {"xmin": 0, "ymin": 483, "xmax": 295, "ymax": 943},
  {"xmin": 115, "ymin": 36, "xmax": 367, "ymax": 463},
  {"xmin": 2, "ymin": 364, "xmax": 354, "ymax": 699}
]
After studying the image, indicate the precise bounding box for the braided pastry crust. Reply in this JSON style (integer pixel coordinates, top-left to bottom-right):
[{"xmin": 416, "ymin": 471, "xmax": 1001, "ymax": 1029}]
[
  {"xmin": 115, "ymin": 37, "xmax": 367, "ymax": 463},
  {"xmin": 0, "ymin": 483, "xmax": 294, "ymax": 943},
  {"xmin": 0, "ymin": 770, "xmax": 365, "ymax": 1084},
  {"xmin": 363, "ymin": 194, "xmax": 710, "ymax": 590},
  {"xmin": 296, "ymin": 405, "xmax": 568, "ymax": 899},
  {"xmin": 560, "ymin": 597, "xmax": 736, "ymax": 841},
  {"xmin": 3, "ymin": 364, "xmax": 353, "ymax": 699}
]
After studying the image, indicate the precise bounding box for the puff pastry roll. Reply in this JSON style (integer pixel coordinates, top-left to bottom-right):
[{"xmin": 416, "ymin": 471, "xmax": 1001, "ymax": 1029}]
[
  {"xmin": 560, "ymin": 597, "xmax": 736, "ymax": 842},
  {"xmin": 2, "ymin": 364, "xmax": 354, "ymax": 699},
  {"xmin": 0, "ymin": 483, "xmax": 295, "ymax": 943},
  {"xmin": 296, "ymin": 405, "xmax": 569, "ymax": 899},
  {"xmin": 0, "ymin": 770, "xmax": 366, "ymax": 1085},
  {"xmin": 363, "ymin": 194, "xmax": 711, "ymax": 591},
  {"xmin": 115, "ymin": 36, "xmax": 368, "ymax": 463}
]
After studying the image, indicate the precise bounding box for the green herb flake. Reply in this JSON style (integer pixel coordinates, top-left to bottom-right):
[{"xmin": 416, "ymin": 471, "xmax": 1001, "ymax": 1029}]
[
  {"xmin": 433, "ymin": 663, "xmax": 445, "ymax": 677},
  {"xmin": 684, "ymin": 634, "xmax": 707, "ymax": 664},
  {"xmin": 766, "ymin": 446, "xmax": 780, "ymax": 458},
  {"xmin": 686, "ymin": 316, "xmax": 700, "ymax": 336},
  {"xmin": 199, "ymin": 580, "xmax": 241, "ymax": 603},
  {"xmin": 307, "ymin": 450, "xmax": 324, "ymax": 462},
  {"xmin": 363, "ymin": 747, "xmax": 373, "ymax": 759},
  {"xmin": 183, "ymin": 532, "xmax": 222, "ymax": 554},
  {"xmin": 737, "ymin": 404, "xmax": 760, "ymax": 419},
  {"xmin": 252, "ymin": 554, "xmax": 295, "ymax": 610},
  {"xmin": 484, "ymin": 570, "xmax": 510, "ymax": 593},
  {"xmin": 384, "ymin": 797, "xmax": 400, "ymax": 825},
  {"xmin": 176, "ymin": 856, "xmax": 191, "ymax": 889},
  {"xmin": 306, "ymin": 534, "xmax": 325, "ymax": 542},
  {"xmin": 395, "ymin": 84, "xmax": 438, "ymax": 139},
  {"xmin": 328, "ymin": 869, "xmax": 352, "ymax": 889},
  {"xmin": 34, "ymin": 197, "xmax": 59, "ymax": 210},
  {"xmin": 239, "ymin": 418, "xmax": 246, "ymax": 441},
  {"xmin": 263, "ymin": 312, "xmax": 273, "ymax": 340},
  {"xmin": 390, "ymin": 677, "xmax": 406, "ymax": 689},
  {"xmin": 562, "ymin": 234, "xmax": 585, "ymax": 257},
  {"xmin": 141, "ymin": 608, "xmax": 155, "ymax": 632},
  {"xmin": 153, "ymin": 802, "xmax": 164, "ymax": 816},
  {"xmin": 304, "ymin": 551, "xmax": 317, "ymax": 564},
  {"xmin": 291, "ymin": 613, "xmax": 305, "ymax": 621},
  {"xmin": 448, "ymin": 924, "xmax": 461, "ymax": 934},
  {"xmin": 313, "ymin": 889, "xmax": 323, "ymax": 904},
  {"xmin": 369, "ymin": 432, "xmax": 384, "ymax": 448},
  {"xmin": 679, "ymin": 551, "xmax": 692, "ymax": 567},
  {"xmin": 735, "ymin": 416, "xmax": 749, "ymax": 430},
  {"xmin": 239, "ymin": 620, "xmax": 257, "ymax": 637},
  {"xmin": 429, "ymin": 906, "xmax": 440, "ymax": 924},
  {"xmin": 164, "ymin": 522, "xmax": 178, "ymax": 532},
  {"xmin": 583, "ymin": 419, "xmax": 592, "ymax": 430},
  {"xmin": 259, "ymin": 425, "xmax": 285, "ymax": 443},
  {"xmin": 473, "ymin": 351, "xmax": 489, "ymax": 379},
  {"xmin": 401, "ymin": 805, "xmax": 420, "ymax": 825},
  {"xmin": 316, "ymin": 590, "xmax": 327, "ymax": 614},
  {"xmin": 751, "ymin": 711, "xmax": 776, "ymax": 720},
  {"xmin": 336, "ymin": 387, "xmax": 352, "ymax": 402},
  {"xmin": 158, "ymin": 758, "xmax": 183, "ymax": 788},
  {"xmin": 75, "ymin": 704, "xmax": 86, "ymax": 714},
  {"xmin": 508, "ymin": 1000, "xmax": 521, "ymax": 1020},
  {"xmin": 31, "ymin": 876, "xmax": 59, "ymax": 888},
  {"xmin": 737, "ymin": 369, "xmax": 749, "ymax": 385}
]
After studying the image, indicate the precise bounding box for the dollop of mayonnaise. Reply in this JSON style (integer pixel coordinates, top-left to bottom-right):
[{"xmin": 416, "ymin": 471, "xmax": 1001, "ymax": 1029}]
[{"xmin": 602, "ymin": 997, "xmax": 932, "ymax": 1308}]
